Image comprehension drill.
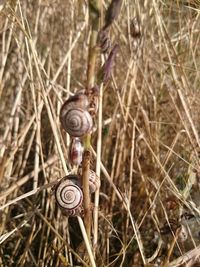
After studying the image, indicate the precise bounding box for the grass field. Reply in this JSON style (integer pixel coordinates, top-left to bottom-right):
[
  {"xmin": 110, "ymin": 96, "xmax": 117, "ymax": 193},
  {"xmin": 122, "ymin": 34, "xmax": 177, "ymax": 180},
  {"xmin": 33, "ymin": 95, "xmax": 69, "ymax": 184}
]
[{"xmin": 0, "ymin": 1, "xmax": 200, "ymax": 266}]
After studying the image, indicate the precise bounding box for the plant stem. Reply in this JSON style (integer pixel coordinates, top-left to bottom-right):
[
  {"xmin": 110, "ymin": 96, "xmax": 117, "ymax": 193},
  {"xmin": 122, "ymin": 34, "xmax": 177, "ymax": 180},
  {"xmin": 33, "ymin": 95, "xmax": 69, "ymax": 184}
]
[
  {"xmin": 78, "ymin": 216, "xmax": 96, "ymax": 267},
  {"xmin": 82, "ymin": 0, "xmax": 100, "ymax": 240},
  {"xmin": 93, "ymin": 83, "xmax": 103, "ymax": 248},
  {"xmin": 86, "ymin": 0, "xmax": 100, "ymax": 89},
  {"xmin": 82, "ymin": 148, "xmax": 92, "ymax": 238}
]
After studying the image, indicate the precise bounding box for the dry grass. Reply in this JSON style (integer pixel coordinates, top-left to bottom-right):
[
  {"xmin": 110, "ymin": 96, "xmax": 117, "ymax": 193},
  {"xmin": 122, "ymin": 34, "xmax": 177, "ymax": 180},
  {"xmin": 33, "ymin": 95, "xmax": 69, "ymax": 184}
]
[{"xmin": 1, "ymin": 0, "xmax": 200, "ymax": 266}]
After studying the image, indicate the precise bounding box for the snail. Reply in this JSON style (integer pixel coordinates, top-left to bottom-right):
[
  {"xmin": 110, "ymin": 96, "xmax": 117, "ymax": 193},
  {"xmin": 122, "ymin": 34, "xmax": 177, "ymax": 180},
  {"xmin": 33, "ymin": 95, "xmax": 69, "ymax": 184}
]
[
  {"xmin": 86, "ymin": 85, "xmax": 99, "ymax": 117},
  {"xmin": 88, "ymin": 169, "xmax": 100, "ymax": 193},
  {"xmin": 130, "ymin": 17, "xmax": 142, "ymax": 39},
  {"xmin": 69, "ymin": 137, "xmax": 83, "ymax": 166},
  {"xmin": 130, "ymin": 17, "xmax": 143, "ymax": 58},
  {"xmin": 97, "ymin": 29, "xmax": 111, "ymax": 53},
  {"xmin": 60, "ymin": 93, "xmax": 93, "ymax": 137},
  {"xmin": 78, "ymin": 168, "xmax": 100, "ymax": 193},
  {"xmin": 54, "ymin": 175, "xmax": 83, "ymax": 216},
  {"xmin": 176, "ymin": 225, "xmax": 188, "ymax": 242}
]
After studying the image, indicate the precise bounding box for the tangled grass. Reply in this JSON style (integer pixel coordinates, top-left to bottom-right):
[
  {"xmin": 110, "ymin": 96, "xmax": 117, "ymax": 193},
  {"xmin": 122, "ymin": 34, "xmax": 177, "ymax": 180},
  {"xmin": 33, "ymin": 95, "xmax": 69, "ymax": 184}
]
[{"xmin": 0, "ymin": 0, "xmax": 200, "ymax": 266}]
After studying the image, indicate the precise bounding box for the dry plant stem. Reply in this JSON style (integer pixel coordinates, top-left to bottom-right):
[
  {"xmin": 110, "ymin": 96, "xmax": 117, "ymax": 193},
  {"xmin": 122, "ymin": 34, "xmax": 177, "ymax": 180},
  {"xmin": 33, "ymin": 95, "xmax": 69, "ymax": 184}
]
[
  {"xmin": 111, "ymin": 61, "xmax": 136, "ymax": 209},
  {"xmin": 153, "ymin": 1, "xmax": 200, "ymax": 153},
  {"xmin": 162, "ymin": 234, "xmax": 179, "ymax": 266},
  {"xmin": 33, "ymin": 91, "xmax": 41, "ymax": 190},
  {"xmin": 82, "ymin": 149, "xmax": 92, "ymax": 238},
  {"xmin": 0, "ymin": 10, "xmax": 15, "ymax": 98},
  {"xmin": 91, "ymin": 146, "xmax": 123, "ymax": 202},
  {"xmin": 0, "ymin": 179, "xmax": 58, "ymax": 211},
  {"xmin": 125, "ymin": 198, "xmax": 146, "ymax": 265},
  {"xmin": 0, "ymin": 155, "xmax": 58, "ymax": 202},
  {"xmin": 36, "ymin": 212, "xmax": 90, "ymax": 267},
  {"xmin": 18, "ymin": 4, "xmax": 41, "ymax": 191},
  {"xmin": 125, "ymin": 121, "xmax": 136, "ymax": 237},
  {"xmin": 86, "ymin": 1, "xmax": 99, "ymax": 89},
  {"xmin": 0, "ymin": 212, "xmax": 35, "ymax": 244},
  {"xmin": 166, "ymin": 245, "xmax": 200, "ymax": 267},
  {"xmin": 18, "ymin": 125, "xmax": 36, "ymax": 177},
  {"xmin": 78, "ymin": 216, "xmax": 97, "ymax": 267},
  {"xmin": 82, "ymin": 0, "xmax": 100, "ymax": 239},
  {"xmin": 93, "ymin": 83, "xmax": 103, "ymax": 249}
]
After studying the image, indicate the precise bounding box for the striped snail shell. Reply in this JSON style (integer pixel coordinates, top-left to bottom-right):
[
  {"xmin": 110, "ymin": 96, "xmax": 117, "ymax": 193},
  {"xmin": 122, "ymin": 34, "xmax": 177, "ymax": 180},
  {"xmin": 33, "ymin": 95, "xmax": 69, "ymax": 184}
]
[
  {"xmin": 60, "ymin": 93, "xmax": 93, "ymax": 137},
  {"xmin": 88, "ymin": 169, "xmax": 100, "ymax": 193},
  {"xmin": 78, "ymin": 168, "xmax": 100, "ymax": 193},
  {"xmin": 54, "ymin": 175, "xmax": 83, "ymax": 216},
  {"xmin": 69, "ymin": 137, "xmax": 83, "ymax": 166},
  {"xmin": 86, "ymin": 86, "xmax": 99, "ymax": 117}
]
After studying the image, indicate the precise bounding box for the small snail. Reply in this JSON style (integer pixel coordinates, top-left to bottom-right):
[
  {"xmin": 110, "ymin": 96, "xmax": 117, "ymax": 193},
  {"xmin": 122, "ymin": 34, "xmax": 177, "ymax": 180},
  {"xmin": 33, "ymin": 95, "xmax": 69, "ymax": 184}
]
[
  {"xmin": 54, "ymin": 175, "xmax": 83, "ymax": 216},
  {"xmin": 78, "ymin": 168, "xmax": 100, "ymax": 193},
  {"xmin": 60, "ymin": 93, "xmax": 93, "ymax": 137},
  {"xmin": 130, "ymin": 17, "xmax": 142, "ymax": 58},
  {"xmin": 88, "ymin": 169, "xmax": 100, "ymax": 193},
  {"xmin": 130, "ymin": 17, "xmax": 142, "ymax": 39},
  {"xmin": 176, "ymin": 225, "xmax": 188, "ymax": 242},
  {"xmin": 86, "ymin": 85, "xmax": 99, "ymax": 117},
  {"xmin": 97, "ymin": 29, "xmax": 111, "ymax": 53},
  {"xmin": 69, "ymin": 137, "xmax": 83, "ymax": 166}
]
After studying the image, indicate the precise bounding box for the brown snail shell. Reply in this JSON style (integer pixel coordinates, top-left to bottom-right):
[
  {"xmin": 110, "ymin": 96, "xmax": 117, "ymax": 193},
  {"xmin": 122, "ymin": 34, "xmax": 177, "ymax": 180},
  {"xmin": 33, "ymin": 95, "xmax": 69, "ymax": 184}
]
[
  {"xmin": 97, "ymin": 29, "xmax": 111, "ymax": 53},
  {"xmin": 78, "ymin": 168, "xmax": 100, "ymax": 193},
  {"xmin": 60, "ymin": 93, "xmax": 93, "ymax": 137},
  {"xmin": 177, "ymin": 225, "xmax": 188, "ymax": 242},
  {"xmin": 88, "ymin": 169, "xmax": 100, "ymax": 193},
  {"xmin": 54, "ymin": 175, "xmax": 83, "ymax": 216},
  {"xmin": 69, "ymin": 137, "xmax": 83, "ymax": 166},
  {"xmin": 86, "ymin": 86, "xmax": 99, "ymax": 117},
  {"xmin": 130, "ymin": 17, "xmax": 142, "ymax": 39}
]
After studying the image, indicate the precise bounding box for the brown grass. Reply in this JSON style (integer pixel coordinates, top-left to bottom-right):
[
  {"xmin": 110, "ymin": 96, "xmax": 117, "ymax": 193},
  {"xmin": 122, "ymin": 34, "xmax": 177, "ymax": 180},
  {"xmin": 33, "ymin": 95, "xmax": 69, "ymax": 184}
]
[{"xmin": 1, "ymin": 0, "xmax": 200, "ymax": 266}]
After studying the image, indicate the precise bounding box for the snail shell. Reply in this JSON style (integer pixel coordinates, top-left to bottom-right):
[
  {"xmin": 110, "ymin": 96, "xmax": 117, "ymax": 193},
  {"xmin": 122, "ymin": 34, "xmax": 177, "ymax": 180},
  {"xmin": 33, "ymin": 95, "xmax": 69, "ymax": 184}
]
[
  {"xmin": 86, "ymin": 86, "xmax": 99, "ymax": 117},
  {"xmin": 177, "ymin": 225, "xmax": 188, "ymax": 242},
  {"xmin": 78, "ymin": 168, "xmax": 100, "ymax": 193},
  {"xmin": 97, "ymin": 29, "xmax": 111, "ymax": 53},
  {"xmin": 69, "ymin": 137, "xmax": 83, "ymax": 166},
  {"xmin": 88, "ymin": 169, "xmax": 100, "ymax": 193},
  {"xmin": 130, "ymin": 17, "xmax": 142, "ymax": 39},
  {"xmin": 60, "ymin": 93, "xmax": 93, "ymax": 137},
  {"xmin": 54, "ymin": 175, "xmax": 83, "ymax": 216}
]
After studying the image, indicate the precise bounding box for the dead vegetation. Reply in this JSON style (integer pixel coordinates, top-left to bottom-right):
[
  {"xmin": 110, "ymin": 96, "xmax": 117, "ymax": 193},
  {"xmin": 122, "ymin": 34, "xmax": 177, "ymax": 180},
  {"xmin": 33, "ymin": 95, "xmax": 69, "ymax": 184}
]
[{"xmin": 0, "ymin": 0, "xmax": 200, "ymax": 266}]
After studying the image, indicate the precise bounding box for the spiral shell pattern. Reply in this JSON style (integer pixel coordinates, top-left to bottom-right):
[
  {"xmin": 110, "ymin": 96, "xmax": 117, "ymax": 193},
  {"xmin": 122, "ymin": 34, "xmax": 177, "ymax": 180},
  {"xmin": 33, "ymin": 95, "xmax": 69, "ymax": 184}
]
[
  {"xmin": 60, "ymin": 93, "xmax": 93, "ymax": 137},
  {"xmin": 78, "ymin": 168, "xmax": 100, "ymax": 193},
  {"xmin": 54, "ymin": 175, "xmax": 83, "ymax": 216},
  {"xmin": 88, "ymin": 170, "xmax": 100, "ymax": 193}
]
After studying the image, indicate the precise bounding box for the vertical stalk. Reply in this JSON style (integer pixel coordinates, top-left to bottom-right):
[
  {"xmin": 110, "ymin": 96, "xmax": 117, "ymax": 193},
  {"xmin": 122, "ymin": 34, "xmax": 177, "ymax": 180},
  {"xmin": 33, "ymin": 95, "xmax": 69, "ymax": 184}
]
[
  {"xmin": 82, "ymin": 147, "xmax": 92, "ymax": 238},
  {"xmin": 86, "ymin": 1, "xmax": 100, "ymax": 89},
  {"xmin": 93, "ymin": 83, "xmax": 103, "ymax": 248},
  {"xmin": 82, "ymin": 0, "xmax": 100, "ymax": 239}
]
